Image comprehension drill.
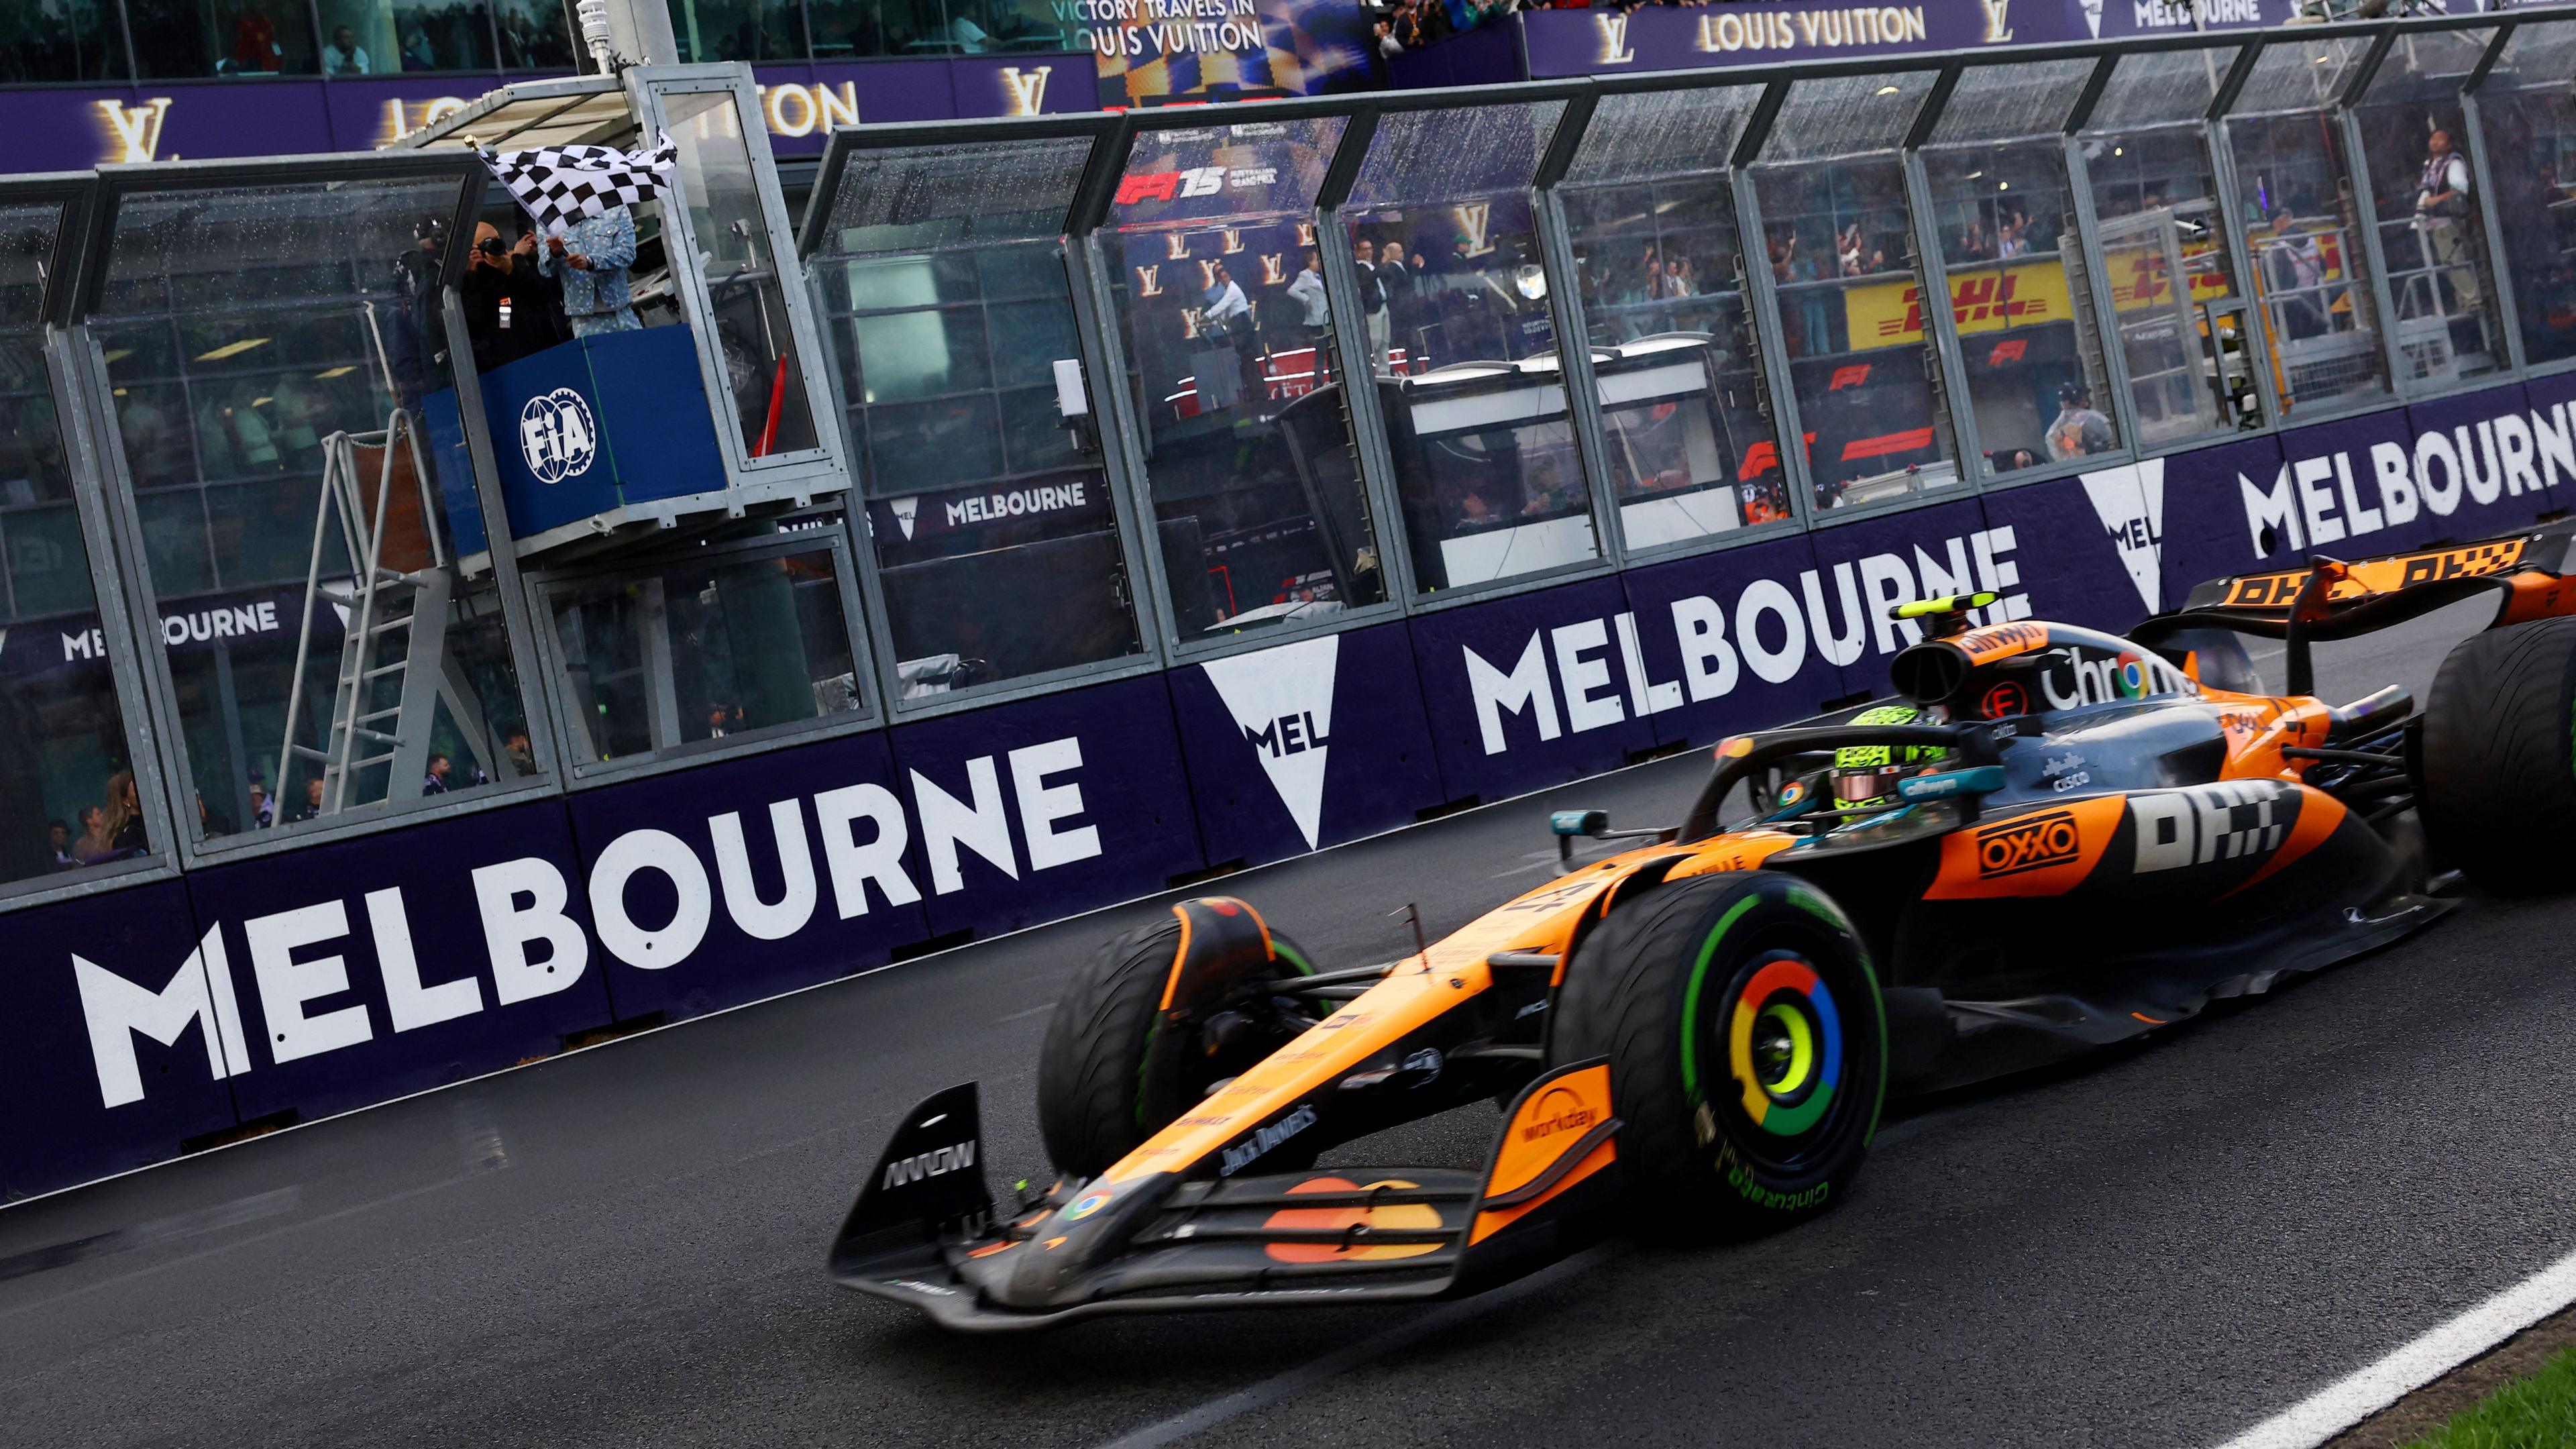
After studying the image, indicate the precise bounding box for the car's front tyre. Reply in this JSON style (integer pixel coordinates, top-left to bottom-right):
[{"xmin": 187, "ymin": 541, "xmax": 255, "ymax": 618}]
[{"xmin": 1552, "ymin": 871, "xmax": 1886, "ymax": 1238}]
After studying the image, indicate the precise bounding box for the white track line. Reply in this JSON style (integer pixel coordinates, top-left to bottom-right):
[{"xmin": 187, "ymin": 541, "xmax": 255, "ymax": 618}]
[{"xmin": 2214, "ymin": 1244, "xmax": 2576, "ymax": 1449}]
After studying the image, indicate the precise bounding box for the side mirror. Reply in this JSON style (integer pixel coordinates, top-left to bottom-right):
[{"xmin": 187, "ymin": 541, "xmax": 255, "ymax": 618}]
[{"xmin": 1548, "ymin": 809, "xmax": 1669, "ymax": 866}]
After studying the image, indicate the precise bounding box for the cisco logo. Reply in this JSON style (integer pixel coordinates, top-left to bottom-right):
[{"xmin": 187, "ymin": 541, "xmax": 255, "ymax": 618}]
[{"xmin": 518, "ymin": 386, "xmax": 598, "ymax": 484}]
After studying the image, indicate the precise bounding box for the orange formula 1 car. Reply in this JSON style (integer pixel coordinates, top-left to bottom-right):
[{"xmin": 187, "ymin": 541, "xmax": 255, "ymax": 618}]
[{"xmin": 831, "ymin": 527, "xmax": 2576, "ymax": 1330}]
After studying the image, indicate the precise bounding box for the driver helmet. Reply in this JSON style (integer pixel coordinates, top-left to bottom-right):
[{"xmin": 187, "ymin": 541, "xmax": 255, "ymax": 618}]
[{"xmin": 1831, "ymin": 704, "xmax": 1951, "ymax": 810}]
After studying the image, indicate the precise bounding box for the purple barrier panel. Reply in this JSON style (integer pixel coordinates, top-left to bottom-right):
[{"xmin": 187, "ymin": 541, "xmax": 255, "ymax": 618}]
[
  {"xmin": 1804, "ymin": 496, "xmax": 2007, "ymax": 698},
  {"xmin": 179, "ymin": 802, "xmax": 615, "ymax": 1127},
  {"xmin": 2406, "ymin": 381, "xmax": 2556, "ymax": 540},
  {"xmin": 1975, "ymin": 467, "xmax": 2172, "ymax": 633},
  {"xmin": 1386, "ymin": 21, "xmax": 1524, "ymax": 89},
  {"xmin": 0, "ymin": 878, "xmax": 242, "ymax": 1201},
  {"xmin": 890, "ymin": 674, "xmax": 1205, "ymax": 941},
  {"xmin": 2273, "ymin": 403, "xmax": 2438, "ymax": 555},
  {"xmin": 1614, "ymin": 530, "xmax": 1843, "ymax": 751},
  {"xmin": 565, "ymin": 731, "xmax": 935, "ymax": 1023},
  {"xmin": 2159, "ymin": 433, "xmax": 2295, "ymax": 603},
  {"xmin": 1406, "ymin": 574, "xmax": 1661, "ymax": 804},
  {"xmin": 2522, "ymin": 368, "xmax": 2576, "ymax": 503},
  {"xmin": 1167, "ymin": 621, "xmax": 1446, "ymax": 871}
]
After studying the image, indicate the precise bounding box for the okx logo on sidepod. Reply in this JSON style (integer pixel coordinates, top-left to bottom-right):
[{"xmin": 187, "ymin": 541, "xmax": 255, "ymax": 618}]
[{"xmin": 1201, "ymin": 635, "xmax": 1339, "ymax": 852}]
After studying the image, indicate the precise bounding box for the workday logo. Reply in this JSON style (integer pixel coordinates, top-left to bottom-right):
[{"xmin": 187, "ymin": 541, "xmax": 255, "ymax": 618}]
[
  {"xmin": 1201, "ymin": 635, "xmax": 1338, "ymax": 852},
  {"xmin": 2078, "ymin": 457, "xmax": 2165, "ymax": 614},
  {"xmin": 518, "ymin": 387, "xmax": 598, "ymax": 485}
]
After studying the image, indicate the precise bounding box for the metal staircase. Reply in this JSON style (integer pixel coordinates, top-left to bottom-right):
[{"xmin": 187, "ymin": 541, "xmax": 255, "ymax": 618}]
[{"xmin": 275, "ymin": 410, "xmax": 455, "ymax": 816}]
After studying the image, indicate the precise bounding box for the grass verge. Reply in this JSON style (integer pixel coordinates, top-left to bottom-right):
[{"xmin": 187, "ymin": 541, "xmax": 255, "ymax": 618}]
[{"xmin": 2401, "ymin": 1344, "xmax": 2576, "ymax": 1448}]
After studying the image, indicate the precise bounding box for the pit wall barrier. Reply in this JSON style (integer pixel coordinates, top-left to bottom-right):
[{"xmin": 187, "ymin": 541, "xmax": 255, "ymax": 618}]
[{"xmin": 13, "ymin": 372, "xmax": 2567, "ymax": 1201}]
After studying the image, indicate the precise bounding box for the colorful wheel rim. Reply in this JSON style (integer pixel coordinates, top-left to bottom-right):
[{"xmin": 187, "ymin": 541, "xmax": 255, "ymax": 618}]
[{"xmin": 1726, "ymin": 953, "xmax": 1843, "ymax": 1138}]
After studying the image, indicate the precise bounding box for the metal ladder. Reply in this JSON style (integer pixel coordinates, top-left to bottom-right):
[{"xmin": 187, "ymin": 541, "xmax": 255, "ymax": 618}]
[{"xmin": 275, "ymin": 409, "xmax": 453, "ymax": 817}]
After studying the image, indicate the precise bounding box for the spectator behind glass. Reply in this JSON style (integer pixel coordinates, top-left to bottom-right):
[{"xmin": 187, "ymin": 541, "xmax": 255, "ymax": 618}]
[
  {"xmin": 288, "ymin": 777, "xmax": 325, "ymax": 824},
  {"xmin": 231, "ymin": 9, "xmax": 284, "ymax": 72},
  {"xmin": 74, "ymin": 770, "xmax": 142, "ymax": 862},
  {"xmin": 323, "ymin": 24, "xmax": 368, "ymax": 74},
  {"xmin": 423, "ymin": 753, "xmax": 452, "ymax": 795},
  {"xmin": 402, "ymin": 25, "xmax": 437, "ymax": 70},
  {"xmin": 47, "ymin": 818, "xmax": 73, "ymax": 868},
  {"xmin": 247, "ymin": 780, "xmax": 273, "ymax": 828}
]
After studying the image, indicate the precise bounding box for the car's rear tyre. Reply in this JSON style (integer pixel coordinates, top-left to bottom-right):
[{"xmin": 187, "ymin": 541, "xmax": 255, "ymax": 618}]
[
  {"xmin": 2419, "ymin": 616, "xmax": 2576, "ymax": 894},
  {"xmin": 1036, "ymin": 898, "xmax": 1316, "ymax": 1180},
  {"xmin": 1552, "ymin": 871, "xmax": 1885, "ymax": 1238}
]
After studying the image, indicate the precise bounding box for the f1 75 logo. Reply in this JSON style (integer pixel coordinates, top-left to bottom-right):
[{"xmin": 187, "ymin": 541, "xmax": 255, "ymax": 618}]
[{"xmin": 1975, "ymin": 809, "xmax": 2082, "ymax": 878}]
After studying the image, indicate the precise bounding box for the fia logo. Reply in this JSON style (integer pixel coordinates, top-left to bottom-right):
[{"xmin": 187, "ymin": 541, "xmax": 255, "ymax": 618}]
[
  {"xmin": 518, "ymin": 387, "xmax": 598, "ymax": 485},
  {"xmin": 1202, "ymin": 635, "xmax": 1339, "ymax": 852},
  {"xmin": 1595, "ymin": 12, "xmax": 1636, "ymax": 63},
  {"xmin": 94, "ymin": 98, "xmax": 173, "ymax": 164},
  {"xmin": 999, "ymin": 64, "xmax": 1051, "ymax": 117},
  {"xmin": 1979, "ymin": 0, "xmax": 2014, "ymax": 43},
  {"xmin": 2078, "ymin": 458, "xmax": 2166, "ymax": 614}
]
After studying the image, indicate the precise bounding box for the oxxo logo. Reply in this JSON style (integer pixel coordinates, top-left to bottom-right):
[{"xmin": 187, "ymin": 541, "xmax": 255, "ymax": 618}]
[
  {"xmin": 1976, "ymin": 809, "xmax": 2082, "ymax": 878},
  {"xmin": 519, "ymin": 387, "xmax": 598, "ymax": 484}
]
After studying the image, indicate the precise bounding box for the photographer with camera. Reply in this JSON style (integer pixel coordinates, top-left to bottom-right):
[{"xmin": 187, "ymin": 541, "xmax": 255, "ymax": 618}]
[
  {"xmin": 384, "ymin": 216, "xmax": 449, "ymax": 410},
  {"xmin": 460, "ymin": 221, "xmax": 570, "ymax": 371}
]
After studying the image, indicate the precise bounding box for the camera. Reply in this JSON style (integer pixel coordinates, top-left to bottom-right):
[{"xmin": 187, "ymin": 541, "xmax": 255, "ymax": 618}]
[{"xmin": 478, "ymin": 236, "xmax": 508, "ymax": 258}]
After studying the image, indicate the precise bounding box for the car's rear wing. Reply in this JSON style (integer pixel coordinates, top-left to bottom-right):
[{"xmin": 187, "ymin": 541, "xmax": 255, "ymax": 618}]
[{"xmin": 2132, "ymin": 525, "xmax": 2576, "ymax": 694}]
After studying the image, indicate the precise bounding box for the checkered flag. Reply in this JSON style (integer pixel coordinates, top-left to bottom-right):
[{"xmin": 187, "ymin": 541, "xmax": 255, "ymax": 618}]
[{"xmin": 482, "ymin": 132, "xmax": 678, "ymax": 233}]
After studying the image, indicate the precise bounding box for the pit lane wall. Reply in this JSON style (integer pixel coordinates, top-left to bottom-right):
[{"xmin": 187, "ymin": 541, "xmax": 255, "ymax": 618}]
[{"xmin": 16, "ymin": 372, "xmax": 2569, "ymax": 1201}]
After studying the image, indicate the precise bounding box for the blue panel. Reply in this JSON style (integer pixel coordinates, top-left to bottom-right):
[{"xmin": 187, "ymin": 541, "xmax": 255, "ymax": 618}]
[
  {"xmin": 1406, "ymin": 575, "xmax": 1658, "ymax": 804},
  {"xmin": 479, "ymin": 339, "xmax": 624, "ymax": 541},
  {"xmin": 584, "ymin": 325, "xmax": 727, "ymax": 504},
  {"xmin": 182, "ymin": 802, "xmax": 615, "ymax": 1126},
  {"xmin": 1965, "ymin": 470, "xmax": 2162, "ymax": 633},
  {"xmin": 2406, "ymin": 382, "xmax": 2554, "ymax": 540},
  {"xmin": 0, "ymin": 878, "xmax": 241, "ymax": 1201},
  {"xmin": 2522, "ymin": 368, "xmax": 2576, "ymax": 499},
  {"xmin": 565, "ymin": 730, "xmax": 933, "ymax": 1022},
  {"xmin": 1804, "ymin": 496, "xmax": 2000, "ymax": 697},
  {"xmin": 419, "ymin": 387, "xmax": 488, "ymax": 561},
  {"xmin": 2158, "ymin": 433, "xmax": 2294, "ymax": 604},
  {"xmin": 890, "ymin": 674, "xmax": 1205, "ymax": 941},
  {"xmin": 1168, "ymin": 621, "xmax": 1446, "ymax": 871},
  {"xmin": 1615, "ymin": 530, "xmax": 1843, "ymax": 751}
]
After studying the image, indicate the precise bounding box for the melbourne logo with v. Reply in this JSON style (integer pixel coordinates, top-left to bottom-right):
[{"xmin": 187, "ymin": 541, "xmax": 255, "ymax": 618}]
[
  {"xmin": 1201, "ymin": 635, "xmax": 1340, "ymax": 853},
  {"xmin": 2079, "ymin": 457, "xmax": 2165, "ymax": 614}
]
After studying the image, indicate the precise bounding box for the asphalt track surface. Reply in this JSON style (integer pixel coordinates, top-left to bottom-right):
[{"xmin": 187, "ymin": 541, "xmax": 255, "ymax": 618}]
[{"xmin": 6, "ymin": 602, "xmax": 2575, "ymax": 1449}]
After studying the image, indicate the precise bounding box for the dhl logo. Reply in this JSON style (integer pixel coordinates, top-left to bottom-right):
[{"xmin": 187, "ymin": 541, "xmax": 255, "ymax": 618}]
[
  {"xmin": 2108, "ymin": 242, "xmax": 2235, "ymax": 311},
  {"xmin": 1845, "ymin": 261, "xmax": 2073, "ymax": 346},
  {"xmin": 2218, "ymin": 539, "xmax": 2531, "ymax": 609}
]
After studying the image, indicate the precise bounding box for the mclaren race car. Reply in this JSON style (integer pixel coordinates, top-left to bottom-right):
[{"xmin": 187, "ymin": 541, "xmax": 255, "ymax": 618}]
[{"xmin": 831, "ymin": 525, "xmax": 2576, "ymax": 1330}]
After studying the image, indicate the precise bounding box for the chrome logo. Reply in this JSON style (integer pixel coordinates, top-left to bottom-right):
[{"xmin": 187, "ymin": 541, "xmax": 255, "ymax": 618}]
[
  {"xmin": 1727, "ymin": 956, "xmax": 1844, "ymax": 1137},
  {"xmin": 2113, "ymin": 650, "xmax": 2148, "ymax": 700},
  {"xmin": 1064, "ymin": 1190, "xmax": 1112, "ymax": 1222}
]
